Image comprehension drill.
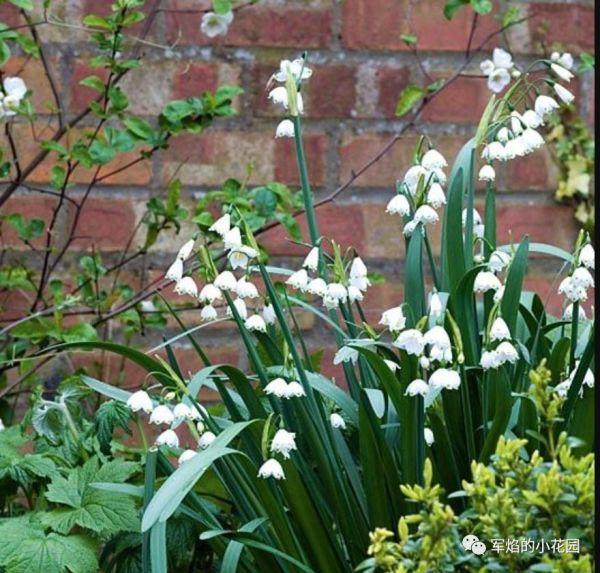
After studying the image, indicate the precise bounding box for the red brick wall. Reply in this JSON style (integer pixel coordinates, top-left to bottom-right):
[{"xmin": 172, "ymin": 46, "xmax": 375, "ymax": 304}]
[{"xmin": 0, "ymin": 0, "xmax": 595, "ymax": 383}]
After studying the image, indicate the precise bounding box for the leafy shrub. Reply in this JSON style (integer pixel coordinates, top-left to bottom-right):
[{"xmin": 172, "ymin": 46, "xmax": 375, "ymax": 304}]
[{"xmin": 365, "ymin": 432, "xmax": 594, "ymax": 573}]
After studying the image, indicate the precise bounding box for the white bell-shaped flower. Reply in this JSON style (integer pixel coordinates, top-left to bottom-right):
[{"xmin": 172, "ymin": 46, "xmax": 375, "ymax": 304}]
[
  {"xmin": 563, "ymin": 303, "xmax": 587, "ymax": 321},
  {"xmin": 227, "ymin": 297, "xmax": 248, "ymax": 320},
  {"xmin": 286, "ymin": 269, "xmax": 309, "ymax": 291},
  {"xmin": 350, "ymin": 275, "xmax": 371, "ymax": 292},
  {"xmin": 380, "ymin": 306, "xmax": 406, "ymax": 332},
  {"xmin": 245, "ymin": 314, "xmax": 267, "ymax": 333},
  {"xmin": 307, "ymin": 277, "xmax": 327, "ymax": 296},
  {"xmin": 424, "ymin": 427, "xmax": 435, "ymax": 446},
  {"xmin": 174, "ymin": 277, "xmax": 198, "ymax": 297},
  {"xmin": 284, "ymin": 381, "xmax": 306, "ymax": 398},
  {"xmin": 429, "ymin": 368, "xmax": 461, "ymax": 390},
  {"xmin": 265, "ymin": 378, "xmax": 288, "ymax": 398},
  {"xmin": 421, "ymin": 149, "xmax": 447, "ymax": 170},
  {"xmin": 173, "ymin": 403, "xmax": 192, "ymax": 420},
  {"xmin": 209, "ymin": 214, "xmax": 231, "ymax": 236},
  {"xmin": 534, "ymin": 94, "xmax": 559, "ymax": 118},
  {"xmin": 214, "ymin": 271, "xmax": 238, "ymax": 291},
  {"xmin": 275, "ymin": 119, "xmax": 295, "ymax": 138},
  {"xmin": 236, "ymin": 277, "xmax": 260, "ymax": 299},
  {"xmin": 428, "ymin": 292, "xmax": 443, "ymax": 318},
  {"xmin": 223, "ymin": 227, "xmax": 242, "ymax": 250},
  {"xmin": 426, "ymin": 183, "xmax": 446, "ymax": 208},
  {"xmin": 521, "ymin": 109, "xmax": 543, "ymax": 129},
  {"xmin": 178, "ymin": 449, "xmax": 197, "ymax": 465},
  {"xmin": 274, "ymin": 59, "xmax": 312, "ymax": 83},
  {"xmin": 228, "ymin": 245, "xmax": 258, "ymax": 270},
  {"xmin": 200, "ymin": 10, "xmax": 233, "ymax": 38},
  {"xmin": 394, "ymin": 329, "xmax": 425, "ymax": 356},
  {"xmin": 405, "ymin": 378, "xmax": 429, "ymax": 397},
  {"xmin": 201, "ymin": 304, "xmax": 218, "ymax": 322},
  {"xmin": 149, "ymin": 404, "xmax": 174, "ymax": 426},
  {"xmin": 350, "ymin": 257, "xmax": 368, "ymax": 278},
  {"xmin": 550, "ymin": 63, "xmax": 574, "ymax": 82},
  {"xmin": 348, "ymin": 285, "xmax": 364, "ymax": 303},
  {"xmin": 262, "ymin": 303, "xmax": 277, "ymax": 325},
  {"xmin": 403, "ymin": 165, "xmax": 427, "ymax": 195},
  {"xmin": 579, "ymin": 244, "xmax": 595, "ymax": 270},
  {"xmin": 155, "ymin": 429, "xmax": 179, "ymax": 448},
  {"xmin": 571, "ymin": 267, "xmax": 594, "ymax": 289},
  {"xmin": 270, "ymin": 429, "xmax": 297, "ymax": 459},
  {"xmin": 303, "ymin": 247, "xmax": 320, "ymax": 272},
  {"xmin": 258, "ymin": 458, "xmax": 285, "ymax": 480},
  {"xmin": 177, "ymin": 239, "xmax": 195, "ymax": 261},
  {"xmin": 386, "ymin": 194, "xmax": 411, "ymax": 216},
  {"xmin": 199, "ymin": 283, "xmax": 222, "ymax": 304},
  {"xmin": 490, "ymin": 317, "xmax": 511, "ymax": 341},
  {"xmin": 126, "ymin": 390, "xmax": 153, "ymax": 413},
  {"xmin": 384, "ymin": 359, "xmax": 399, "ymax": 372},
  {"xmin": 198, "ymin": 431, "xmax": 216, "ymax": 449},
  {"xmin": 326, "ymin": 283, "xmax": 347, "ymax": 301},
  {"xmin": 488, "ymin": 250, "xmax": 511, "ymax": 273},
  {"xmin": 474, "ymin": 271, "xmax": 502, "ymax": 293},
  {"xmin": 478, "ymin": 165, "xmax": 496, "ymax": 182},
  {"xmin": 558, "ymin": 277, "xmax": 587, "ymax": 302},
  {"xmin": 166, "ymin": 258, "xmax": 184, "ymax": 282},
  {"xmin": 330, "ymin": 412, "xmax": 346, "ymax": 429},
  {"xmin": 413, "ymin": 205, "xmax": 439, "ymax": 225},
  {"xmin": 480, "ymin": 350, "xmax": 501, "ymax": 370},
  {"xmin": 495, "ymin": 341, "xmax": 519, "ymax": 364}
]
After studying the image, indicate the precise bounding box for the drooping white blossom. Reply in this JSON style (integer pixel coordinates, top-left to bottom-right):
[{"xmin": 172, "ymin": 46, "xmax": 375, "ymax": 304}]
[
  {"xmin": 228, "ymin": 245, "xmax": 258, "ymax": 270},
  {"xmin": 156, "ymin": 429, "xmax": 179, "ymax": 448},
  {"xmin": 379, "ymin": 306, "xmax": 406, "ymax": 332},
  {"xmin": 149, "ymin": 404, "xmax": 174, "ymax": 426},
  {"xmin": 307, "ymin": 277, "xmax": 327, "ymax": 296},
  {"xmin": 330, "ymin": 412, "xmax": 346, "ymax": 429},
  {"xmin": 413, "ymin": 205, "xmax": 439, "ymax": 225},
  {"xmin": 534, "ymin": 94, "xmax": 560, "ymax": 118},
  {"xmin": 178, "ymin": 449, "xmax": 198, "ymax": 465},
  {"xmin": 223, "ymin": 227, "xmax": 243, "ymax": 250},
  {"xmin": 177, "ymin": 239, "xmax": 195, "ymax": 261},
  {"xmin": 563, "ymin": 303, "xmax": 587, "ymax": 321},
  {"xmin": 350, "ymin": 257, "xmax": 368, "ymax": 278},
  {"xmin": 284, "ymin": 381, "xmax": 306, "ymax": 398},
  {"xmin": 550, "ymin": 63, "xmax": 574, "ymax": 83},
  {"xmin": 424, "ymin": 427, "xmax": 435, "ymax": 446},
  {"xmin": 426, "ymin": 183, "xmax": 446, "ymax": 208},
  {"xmin": 428, "ymin": 292, "xmax": 443, "ymax": 318},
  {"xmin": 262, "ymin": 303, "xmax": 277, "ymax": 325},
  {"xmin": 265, "ymin": 378, "xmax": 289, "ymax": 398},
  {"xmin": 173, "ymin": 403, "xmax": 192, "ymax": 420},
  {"xmin": 521, "ymin": 109, "xmax": 543, "ymax": 129},
  {"xmin": 303, "ymin": 247, "xmax": 320, "ymax": 272},
  {"xmin": 226, "ymin": 297, "xmax": 248, "ymax": 320},
  {"xmin": 245, "ymin": 314, "xmax": 267, "ymax": 333},
  {"xmin": 273, "ymin": 59, "xmax": 312, "ymax": 83},
  {"xmin": 201, "ymin": 304, "xmax": 218, "ymax": 322},
  {"xmin": 270, "ymin": 429, "xmax": 297, "ymax": 459},
  {"xmin": 348, "ymin": 285, "xmax": 364, "ymax": 302},
  {"xmin": 488, "ymin": 250, "xmax": 511, "ymax": 273},
  {"xmin": 474, "ymin": 271, "xmax": 502, "ymax": 293},
  {"xmin": 478, "ymin": 165, "xmax": 496, "ymax": 182},
  {"xmin": 421, "ymin": 149, "xmax": 447, "ymax": 170},
  {"xmin": 275, "ymin": 119, "xmax": 295, "ymax": 138},
  {"xmin": 174, "ymin": 277, "xmax": 198, "ymax": 297},
  {"xmin": 490, "ymin": 317, "xmax": 511, "ymax": 341},
  {"xmin": 495, "ymin": 341, "xmax": 519, "ymax": 364},
  {"xmin": 579, "ymin": 244, "xmax": 595, "ymax": 270},
  {"xmin": 394, "ymin": 329, "xmax": 425, "ymax": 356},
  {"xmin": 209, "ymin": 214, "xmax": 231, "ymax": 236},
  {"xmin": 198, "ymin": 431, "xmax": 217, "ymax": 449},
  {"xmin": 214, "ymin": 271, "xmax": 238, "ymax": 292},
  {"xmin": 571, "ymin": 267, "xmax": 594, "ymax": 289},
  {"xmin": 258, "ymin": 458, "xmax": 285, "ymax": 480},
  {"xmin": 429, "ymin": 368, "xmax": 461, "ymax": 390},
  {"xmin": 126, "ymin": 390, "xmax": 153, "ymax": 413},
  {"xmin": 199, "ymin": 283, "xmax": 222, "ymax": 304},
  {"xmin": 386, "ymin": 194, "xmax": 411, "ymax": 216},
  {"xmin": 558, "ymin": 277, "xmax": 588, "ymax": 302},
  {"xmin": 403, "ymin": 165, "xmax": 427, "ymax": 195},
  {"xmin": 166, "ymin": 258, "xmax": 184, "ymax": 282},
  {"xmin": 236, "ymin": 277, "xmax": 260, "ymax": 299},
  {"xmin": 286, "ymin": 269, "xmax": 310, "ymax": 291},
  {"xmin": 0, "ymin": 77, "xmax": 28, "ymax": 117},
  {"xmin": 405, "ymin": 378, "xmax": 430, "ymax": 397}
]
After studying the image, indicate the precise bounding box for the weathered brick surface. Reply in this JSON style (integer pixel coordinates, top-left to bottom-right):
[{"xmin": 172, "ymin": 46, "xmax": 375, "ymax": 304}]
[{"xmin": 1, "ymin": 0, "xmax": 594, "ymax": 376}]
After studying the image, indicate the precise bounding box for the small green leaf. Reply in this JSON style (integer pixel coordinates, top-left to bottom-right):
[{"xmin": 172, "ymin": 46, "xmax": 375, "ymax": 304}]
[
  {"xmin": 79, "ymin": 75, "xmax": 106, "ymax": 92},
  {"xmin": 395, "ymin": 85, "xmax": 425, "ymax": 118},
  {"xmin": 213, "ymin": 0, "xmax": 232, "ymax": 15},
  {"xmin": 82, "ymin": 14, "xmax": 112, "ymax": 29},
  {"xmin": 470, "ymin": 0, "xmax": 492, "ymax": 14},
  {"xmin": 400, "ymin": 34, "xmax": 417, "ymax": 45},
  {"xmin": 9, "ymin": 0, "xmax": 34, "ymax": 9},
  {"xmin": 444, "ymin": 0, "xmax": 468, "ymax": 19}
]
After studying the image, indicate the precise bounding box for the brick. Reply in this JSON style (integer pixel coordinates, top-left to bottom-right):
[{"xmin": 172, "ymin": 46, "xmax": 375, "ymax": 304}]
[
  {"xmin": 342, "ymin": 0, "xmax": 498, "ymax": 52},
  {"xmin": 259, "ymin": 203, "xmax": 365, "ymax": 256},
  {"xmin": 496, "ymin": 203, "xmax": 577, "ymax": 251},
  {"xmin": 359, "ymin": 203, "xmax": 406, "ymax": 259},
  {"xmin": 504, "ymin": 147, "xmax": 558, "ymax": 191},
  {"xmin": 421, "ymin": 74, "xmax": 490, "ymax": 124},
  {"xmin": 375, "ymin": 65, "xmax": 412, "ymax": 118},
  {"xmin": 161, "ymin": 130, "xmax": 275, "ymax": 186},
  {"xmin": 339, "ymin": 134, "xmax": 464, "ymax": 187},
  {"xmin": 68, "ymin": 60, "xmax": 110, "ymax": 114},
  {"xmin": 511, "ymin": 4, "xmax": 596, "ymax": 54},
  {"xmin": 165, "ymin": 1, "xmax": 333, "ymax": 48},
  {"xmin": 362, "ymin": 276, "xmax": 404, "ymax": 324},
  {"xmin": 273, "ymin": 133, "xmax": 328, "ymax": 186},
  {"xmin": 71, "ymin": 197, "xmax": 137, "ymax": 251}
]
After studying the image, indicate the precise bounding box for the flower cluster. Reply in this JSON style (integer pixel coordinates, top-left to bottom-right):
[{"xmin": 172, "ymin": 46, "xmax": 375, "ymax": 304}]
[
  {"xmin": 165, "ymin": 214, "xmax": 277, "ymax": 331},
  {"xmin": 480, "ymin": 317, "xmax": 519, "ymax": 370},
  {"xmin": 385, "ymin": 148, "xmax": 448, "ymax": 237},
  {"xmin": 268, "ymin": 57, "xmax": 312, "ymax": 134},
  {"xmin": 480, "ymin": 48, "xmax": 516, "ymax": 93},
  {"xmin": 558, "ymin": 242, "xmax": 595, "ymax": 305},
  {"xmin": 125, "ymin": 389, "xmax": 213, "ymax": 464},
  {"xmin": 1, "ymin": 76, "xmax": 27, "ymax": 119},
  {"xmin": 478, "ymin": 49, "xmax": 575, "ymax": 181},
  {"xmin": 286, "ymin": 248, "xmax": 370, "ymax": 310}
]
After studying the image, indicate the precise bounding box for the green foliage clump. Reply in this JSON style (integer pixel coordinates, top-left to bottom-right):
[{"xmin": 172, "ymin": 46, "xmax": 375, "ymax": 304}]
[{"xmin": 366, "ymin": 435, "xmax": 595, "ymax": 573}]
